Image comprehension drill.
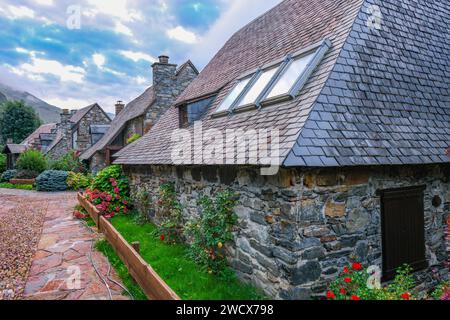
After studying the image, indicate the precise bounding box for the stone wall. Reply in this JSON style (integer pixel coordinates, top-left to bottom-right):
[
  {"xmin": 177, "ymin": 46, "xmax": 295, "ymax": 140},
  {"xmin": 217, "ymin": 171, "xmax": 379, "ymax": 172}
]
[
  {"xmin": 90, "ymin": 151, "xmax": 106, "ymax": 175},
  {"xmin": 75, "ymin": 105, "xmax": 111, "ymax": 152},
  {"xmin": 123, "ymin": 163, "xmax": 449, "ymax": 299},
  {"xmin": 124, "ymin": 116, "xmax": 144, "ymax": 141}
]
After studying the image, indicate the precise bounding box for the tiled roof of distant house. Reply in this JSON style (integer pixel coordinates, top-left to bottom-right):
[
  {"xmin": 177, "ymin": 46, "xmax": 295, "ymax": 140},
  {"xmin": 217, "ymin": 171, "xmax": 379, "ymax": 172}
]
[
  {"xmin": 21, "ymin": 123, "xmax": 57, "ymax": 147},
  {"xmin": 114, "ymin": 0, "xmax": 450, "ymax": 167},
  {"xmin": 80, "ymin": 87, "xmax": 156, "ymax": 160},
  {"xmin": 3, "ymin": 144, "xmax": 27, "ymax": 154}
]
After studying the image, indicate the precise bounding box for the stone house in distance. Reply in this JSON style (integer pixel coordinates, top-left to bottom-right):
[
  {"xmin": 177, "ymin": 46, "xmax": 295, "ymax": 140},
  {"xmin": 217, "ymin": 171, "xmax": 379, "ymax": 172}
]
[
  {"xmin": 80, "ymin": 56, "xmax": 198, "ymax": 173},
  {"xmin": 46, "ymin": 103, "xmax": 111, "ymax": 159},
  {"xmin": 114, "ymin": 0, "xmax": 449, "ymax": 299}
]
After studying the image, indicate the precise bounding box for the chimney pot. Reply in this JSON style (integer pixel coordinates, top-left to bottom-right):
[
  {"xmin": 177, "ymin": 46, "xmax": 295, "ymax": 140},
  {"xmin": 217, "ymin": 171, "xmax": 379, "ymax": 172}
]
[
  {"xmin": 115, "ymin": 100, "xmax": 125, "ymax": 115},
  {"xmin": 62, "ymin": 109, "xmax": 70, "ymax": 115},
  {"xmin": 158, "ymin": 55, "xmax": 169, "ymax": 64}
]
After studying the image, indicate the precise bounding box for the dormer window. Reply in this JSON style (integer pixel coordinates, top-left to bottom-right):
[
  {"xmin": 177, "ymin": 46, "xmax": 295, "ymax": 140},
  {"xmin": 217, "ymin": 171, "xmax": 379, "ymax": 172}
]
[
  {"xmin": 214, "ymin": 39, "xmax": 331, "ymax": 115},
  {"xmin": 179, "ymin": 95, "xmax": 217, "ymax": 127}
]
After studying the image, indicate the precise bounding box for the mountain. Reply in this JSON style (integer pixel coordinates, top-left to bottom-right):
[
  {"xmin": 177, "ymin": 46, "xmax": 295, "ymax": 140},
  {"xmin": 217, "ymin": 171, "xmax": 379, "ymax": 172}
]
[{"xmin": 0, "ymin": 83, "xmax": 61, "ymax": 123}]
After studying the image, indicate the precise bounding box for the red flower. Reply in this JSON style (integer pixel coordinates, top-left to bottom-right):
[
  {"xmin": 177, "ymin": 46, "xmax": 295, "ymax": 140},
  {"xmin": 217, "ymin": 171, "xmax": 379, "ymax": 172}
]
[
  {"xmin": 401, "ymin": 292, "xmax": 410, "ymax": 300},
  {"xmin": 160, "ymin": 234, "xmax": 165, "ymax": 242},
  {"xmin": 114, "ymin": 187, "xmax": 120, "ymax": 194},
  {"xmin": 352, "ymin": 263, "xmax": 362, "ymax": 271},
  {"xmin": 104, "ymin": 212, "xmax": 115, "ymax": 219},
  {"xmin": 115, "ymin": 206, "xmax": 120, "ymax": 212},
  {"xmin": 122, "ymin": 199, "xmax": 128, "ymax": 205},
  {"xmin": 111, "ymin": 181, "xmax": 118, "ymax": 187},
  {"xmin": 343, "ymin": 266, "xmax": 350, "ymax": 274},
  {"xmin": 109, "ymin": 178, "xmax": 115, "ymax": 183},
  {"xmin": 344, "ymin": 277, "xmax": 352, "ymax": 283},
  {"xmin": 351, "ymin": 295, "xmax": 360, "ymax": 301},
  {"xmin": 339, "ymin": 288, "xmax": 346, "ymax": 295},
  {"xmin": 326, "ymin": 291, "xmax": 335, "ymax": 300}
]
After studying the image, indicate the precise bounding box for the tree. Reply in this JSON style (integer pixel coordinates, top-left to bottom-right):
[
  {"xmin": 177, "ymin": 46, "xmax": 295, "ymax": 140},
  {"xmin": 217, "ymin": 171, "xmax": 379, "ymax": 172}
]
[{"xmin": 0, "ymin": 100, "xmax": 41, "ymax": 144}]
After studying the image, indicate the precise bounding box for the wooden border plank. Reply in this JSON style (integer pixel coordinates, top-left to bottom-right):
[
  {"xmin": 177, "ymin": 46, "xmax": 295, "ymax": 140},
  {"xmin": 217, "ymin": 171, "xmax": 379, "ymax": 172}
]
[{"xmin": 77, "ymin": 192, "xmax": 180, "ymax": 300}]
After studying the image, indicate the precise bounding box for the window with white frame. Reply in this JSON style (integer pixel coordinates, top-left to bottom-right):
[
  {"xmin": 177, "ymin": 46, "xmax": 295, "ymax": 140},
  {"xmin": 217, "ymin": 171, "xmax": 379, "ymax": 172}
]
[
  {"xmin": 214, "ymin": 39, "xmax": 331, "ymax": 114},
  {"xmin": 72, "ymin": 129, "xmax": 78, "ymax": 150}
]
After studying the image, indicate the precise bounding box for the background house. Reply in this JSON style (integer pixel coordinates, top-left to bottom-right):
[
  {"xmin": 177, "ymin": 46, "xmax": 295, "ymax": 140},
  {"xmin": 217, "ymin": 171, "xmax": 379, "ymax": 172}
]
[
  {"xmin": 113, "ymin": 0, "xmax": 449, "ymax": 299},
  {"xmin": 46, "ymin": 103, "xmax": 111, "ymax": 159},
  {"xmin": 80, "ymin": 56, "xmax": 198, "ymax": 173}
]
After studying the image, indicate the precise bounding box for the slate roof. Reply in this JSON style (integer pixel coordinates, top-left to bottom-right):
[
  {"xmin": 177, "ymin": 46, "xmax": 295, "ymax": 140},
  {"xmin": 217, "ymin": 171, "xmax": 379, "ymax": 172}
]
[
  {"xmin": 114, "ymin": 0, "xmax": 449, "ymax": 167},
  {"xmin": 21, "ymin": 123, "xmax": 57, "ymax": 147},
  {"xmin": 80, "ymin": 87, "xmax": 155, "ymax": 160},
  {"xmin": 3, "ymin": 144, "xmax": 27, "ymax": 154}
]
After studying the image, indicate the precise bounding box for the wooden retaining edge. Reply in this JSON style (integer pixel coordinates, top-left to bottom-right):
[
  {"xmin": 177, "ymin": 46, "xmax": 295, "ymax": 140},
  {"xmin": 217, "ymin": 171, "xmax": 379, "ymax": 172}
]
[
  {"xmin": 77, "ymin": 192, "xmax": 180, "ymax": 300},
  {"xmin": 10, "ymin": 178, "xmax": 35, "ymax": 185}
]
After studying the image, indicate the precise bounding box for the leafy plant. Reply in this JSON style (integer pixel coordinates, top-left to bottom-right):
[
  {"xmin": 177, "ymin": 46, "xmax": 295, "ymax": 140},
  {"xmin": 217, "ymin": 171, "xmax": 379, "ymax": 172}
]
[
  {"xmin": 0, "ymin": 153, "xmax": 6, "ymax": 174},
  {"xmin": 1, "ymin": 169, "xmax": 17, "ymax": 182},
  {"xmin": 184, "ymin": 190, "xmax": 238, "ymax": 276},
  {"xmin": 36, "ymin": 170, "xmax": 69, "ymax": 192},
  {"xmin": 327, "ymin": 263, "xmax": 417, "ymax": 300},
  {"xmin": 86, "ymin": 165, "xmax": 131, "ymax": 218},
  {"xmin": 67, "ymin": 171, "xmax": 92, "ymax": 190},
  {"xmin": 432, "ymin": 281, "xmax": 450, "ymax": 300},
  {"xmin": 154, "ymin": 182, "xmax": 184, "ymax": 243},
  {"xmin": 48, "ymin": 150, "xmax": 86, "ymax": 173},
  {"xmin": 0, "ymin": 182, "xmax": 34, "ymax": 190},
  {"xmin": 132, "ymin": 185, "xmax": 153, "ymax": 224},
  {"xmin": 126, "ymin": 133, "xmax": 141, "ymax": 145},
  {"xmin": 16, "ymin": 149, "xmax": 47, "ymax": 173}
]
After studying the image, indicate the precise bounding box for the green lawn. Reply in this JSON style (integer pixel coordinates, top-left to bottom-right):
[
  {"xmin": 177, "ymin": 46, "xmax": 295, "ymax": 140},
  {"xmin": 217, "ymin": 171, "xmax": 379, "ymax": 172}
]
[
  {"xmin": 0, "ymin": 182, "xmax": 34, "ymax": 190},
  {"xmin": 102, "ymin": 214, "xmax": 266, "ymax": 300}
]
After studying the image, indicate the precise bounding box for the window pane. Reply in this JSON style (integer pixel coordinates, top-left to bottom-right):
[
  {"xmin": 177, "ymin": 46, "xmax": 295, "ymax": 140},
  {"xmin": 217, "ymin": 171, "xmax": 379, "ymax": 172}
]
[
  {"xmin": 238, "ymin": 67, "xmax": 278, "ymax": 106},
  {"xmin": 216, "ymin": 77, "xmax": 251, "ymax": 112},
  {"xmin": 266, "ymin": 51, "xmax": 315, "ymax": 98}
]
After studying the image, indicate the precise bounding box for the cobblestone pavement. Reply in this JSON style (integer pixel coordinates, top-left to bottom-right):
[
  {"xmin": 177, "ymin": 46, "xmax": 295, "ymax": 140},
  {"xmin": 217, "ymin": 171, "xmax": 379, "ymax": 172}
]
[{"xmin": 0, "ymin": 189, "xmax": 128, "ymax": 300}]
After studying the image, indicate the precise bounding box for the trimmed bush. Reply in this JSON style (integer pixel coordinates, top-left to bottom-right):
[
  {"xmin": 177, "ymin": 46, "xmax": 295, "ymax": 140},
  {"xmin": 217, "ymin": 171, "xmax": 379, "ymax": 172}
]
[
  {"xmin": 16, "ymin": 170, "xmax": 40, "ymax": 179},
  {"xmin": 36, "ymin": 170, "xmax": 69, "ymax": 192},
  {"xmin": 1, "ymin": 169, "xmax": 17, "ymax": 182},
  {"xmin": 67, "ymin": 171, "xmax": 92, "ymax": 190},
  {"xmin": 16, "ymin": 149, "xmax": 47, "ymax": 173},
  {"xmin": 0, "ymin": 153, "xmax": 6, "ymax": 174}
]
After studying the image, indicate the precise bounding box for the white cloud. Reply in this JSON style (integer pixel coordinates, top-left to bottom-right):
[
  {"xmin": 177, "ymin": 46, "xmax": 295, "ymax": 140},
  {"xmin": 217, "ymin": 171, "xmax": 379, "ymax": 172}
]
[
  {"xmin": 119, "ymin": 50, "xmax": 156, "ymax": 63},
  {"xmin": 86, "ymin": 0, "xmax": 143, "ymax": 22},
  {"xmin": 134, "ymin": 76, "xmax": 147, "ymax": 85},
  {"xmin": 167, "ymin": 26, "xmax": 198, "ymax": 44},
  {"xmin": 45, "ymin": 97, "xmax": 93, "ymax": 110},
  {"xmin": 92, "ymin": 53, "xmax": 106, "ymax": 68},
  {"xmin": 5, "ymin": 5, "xmax": 35, "ymax": 19},
  {"xmin": 34, "ymin": 0, "xmax": 54, "ymax": 6},
  {"xmin": 114, "ymin": 21, "xmax": 133, "ymax": 36},
  {"xmin": 9, "ymin": 57, "xmax": 86, "ymax": 83},
  {"xmin": 190, "ymin": 0, "xmax": 283, "ymax": 67}
]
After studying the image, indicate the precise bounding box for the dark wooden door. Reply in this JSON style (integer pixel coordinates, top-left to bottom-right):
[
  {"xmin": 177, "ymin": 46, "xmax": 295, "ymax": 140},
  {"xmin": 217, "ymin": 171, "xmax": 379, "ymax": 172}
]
[{"xmin": 380, "ymin": 186, "xmax": 428, "ymax": 281}]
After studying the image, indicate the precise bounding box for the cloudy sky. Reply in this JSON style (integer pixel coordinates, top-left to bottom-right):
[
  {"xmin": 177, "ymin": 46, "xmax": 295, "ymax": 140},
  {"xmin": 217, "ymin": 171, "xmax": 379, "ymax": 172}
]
[{"xmin": 0, "ymin": 0, "xmax": 282, "ymax": 113}]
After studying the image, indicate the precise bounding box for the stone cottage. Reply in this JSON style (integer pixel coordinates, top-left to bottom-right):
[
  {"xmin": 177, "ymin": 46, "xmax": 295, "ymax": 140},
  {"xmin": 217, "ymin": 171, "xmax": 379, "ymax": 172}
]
[
  {"xmin": 46, "ymin": 103, "xmax": 111, "ymax": 159},
  {"xmin": 80, "ymin": 56, "xmax": 198, "ymax": 173},
  {"xmin": 21, "ymin": 123, "xmax": 57, "ymax": 153},
  {"xmin": 113, "ymin": 0, "xmax": 449, "ymax": 299}
]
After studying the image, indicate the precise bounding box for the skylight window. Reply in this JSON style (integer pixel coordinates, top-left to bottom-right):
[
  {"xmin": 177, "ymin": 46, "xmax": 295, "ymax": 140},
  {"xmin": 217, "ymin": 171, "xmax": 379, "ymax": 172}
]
[
  {"xmin": 237, "ymin": 67, "xmax": 279, "ymax": 107},
  {"xmin": 266, "ymin": 51, "xmax": 315, "ymax": 99},
  {"xmin": 215, "ymin": 76, "xmax": 252, "ymax": 113}
]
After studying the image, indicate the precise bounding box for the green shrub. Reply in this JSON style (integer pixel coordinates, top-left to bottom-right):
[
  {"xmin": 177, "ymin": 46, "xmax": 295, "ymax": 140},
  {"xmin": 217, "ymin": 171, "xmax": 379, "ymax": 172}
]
[
  {"xmin": 91, "ymin": 165, "xmax": 129, "ymax": 196},
  {"xmin": 1, "ymin": 169, "xmax": 17, "ymax": 182},
  {"xmin": 0, "ymin": 182, "xmax": 34, "ymax": 190},
  {"xmin": 48, "ymin": 150, "xmax": 86, "ymax": 173},
  {"xmin": 67, "ymin": 171, "xmax": 93, "ymax": 190},
  {"xmin": 154, "ymin": 183, "xmax": 183, "ymax": 243},
  {"xmin": 126, "ymin": 133, "xmax": 141, "ymax": 145},
  {"xmin": 184, "ymin": 190, "xmax": 238, "ymax": 276},
  {"xmin": 0, "ymin": 153, "xmax": 6, "ymax": 174},
  {"xmin": 16, "ymin": 170, "xmax": 39, "ymax": 179},
  {"xmin": 16, "ymin": 149, "xmax": 47, "ymax": 173},
  {"xmin": 36, "ymin": 170, "xmax": 69, "ymax": 192}
]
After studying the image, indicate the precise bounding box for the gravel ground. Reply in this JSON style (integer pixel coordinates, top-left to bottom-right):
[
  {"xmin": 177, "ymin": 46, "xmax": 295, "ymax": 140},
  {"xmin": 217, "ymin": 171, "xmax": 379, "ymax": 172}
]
[{"xmin": 0, "ymin": 190, "xmax": 64, "ymax": 300}]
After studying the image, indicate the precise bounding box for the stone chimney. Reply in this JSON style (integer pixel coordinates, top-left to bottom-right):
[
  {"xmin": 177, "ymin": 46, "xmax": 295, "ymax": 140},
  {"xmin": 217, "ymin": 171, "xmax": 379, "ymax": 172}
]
[
  {"xmin": 58, "ymin": 109, "xmax": 73, "ymax": 151},
  {"xmin": 115, "ymin": 101, "xmax": 125, "ymax": 115}
]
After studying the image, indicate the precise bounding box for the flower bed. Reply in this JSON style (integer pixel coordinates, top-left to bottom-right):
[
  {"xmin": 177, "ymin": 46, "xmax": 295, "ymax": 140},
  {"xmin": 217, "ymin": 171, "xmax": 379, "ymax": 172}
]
[{"xmin": 77, "ymin": 192, "xmax": 179, "ymax": 300}]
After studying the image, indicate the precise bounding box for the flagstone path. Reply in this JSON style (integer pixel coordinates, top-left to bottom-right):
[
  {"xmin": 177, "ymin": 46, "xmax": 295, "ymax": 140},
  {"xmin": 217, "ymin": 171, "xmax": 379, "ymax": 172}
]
[{"xmin": 0, "ymin": 188, "xmax": 129, "ymax": 300}]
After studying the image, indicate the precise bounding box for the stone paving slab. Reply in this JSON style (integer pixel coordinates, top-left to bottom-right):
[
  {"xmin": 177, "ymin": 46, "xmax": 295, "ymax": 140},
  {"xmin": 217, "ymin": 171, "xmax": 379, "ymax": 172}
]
[{"xmin": 0, "ymin": 189, "xmax": 129, "ymax": 300}]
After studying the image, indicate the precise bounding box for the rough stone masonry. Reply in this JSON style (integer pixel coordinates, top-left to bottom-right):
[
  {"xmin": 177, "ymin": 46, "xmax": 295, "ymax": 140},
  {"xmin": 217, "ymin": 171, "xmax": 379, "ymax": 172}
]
[{"xmin": 123, "ymin": 163, "xmax": 449, "ymax": 299}]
